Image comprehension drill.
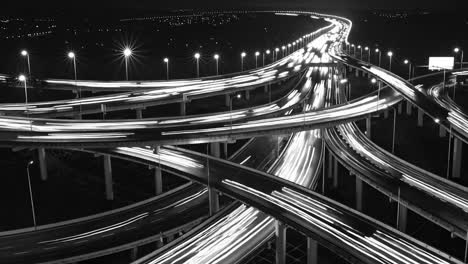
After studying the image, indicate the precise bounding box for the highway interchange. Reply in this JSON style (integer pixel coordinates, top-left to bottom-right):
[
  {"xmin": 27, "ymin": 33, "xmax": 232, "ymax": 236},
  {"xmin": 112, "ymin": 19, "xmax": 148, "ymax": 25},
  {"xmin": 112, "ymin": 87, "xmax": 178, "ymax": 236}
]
[{"xmin": 0, "ymin": 10, "xmax": 467, "ymax": 264}]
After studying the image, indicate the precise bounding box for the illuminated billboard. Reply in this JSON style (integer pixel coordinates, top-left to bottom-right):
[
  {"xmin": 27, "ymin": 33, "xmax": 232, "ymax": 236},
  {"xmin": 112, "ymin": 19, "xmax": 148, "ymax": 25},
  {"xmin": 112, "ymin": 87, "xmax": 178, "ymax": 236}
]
[{"xmin": 428, "ymin": 57, "xmax": 454, "ymax": 71}]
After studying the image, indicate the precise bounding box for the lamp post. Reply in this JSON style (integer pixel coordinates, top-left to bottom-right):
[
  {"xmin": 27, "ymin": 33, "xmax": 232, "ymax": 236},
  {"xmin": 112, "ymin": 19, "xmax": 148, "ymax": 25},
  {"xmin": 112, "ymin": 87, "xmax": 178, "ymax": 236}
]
[
  {"xmin": 21, "ymin": 50, "xmax": 31, "ymax": 76},
  {"xmin": 387, "ymin": 51, "xmax": 393, "ymax": 71},
  {"xmin": 265, "ymin": 50, "xmax": 271, "ymax": 65},
  {"xmin": 404, "ymin": 59, "xmax": 412, "ymax": 79},
  {"xmin": 351, "ymin": 44, "xmax": 356, "ymax": 57},
  {"xmin": 194, "ymin": 53, "xmax": 200, "ymax": 77},
  {"xmin": 26, "ymin": 160, "xmax": 37, "ymax": 229},
  {"xmin": 281, "ymin": 46, "xmax": 286, "ymax": 57},
  {"xmin": 357, "ymin": 45, "xmax": 362, "ymax": 60},
  {"xmin": 365, "ymin": 47, "xmax": 370, "ymax": 63},
  {"xmin": 375, "ymin": 48, "xmax": 382, "ymax": 67},
  {"xmin": 163, "ymin": 58, "xmax": 169, "ymax": 80},
  {"xmin": 241, "ymin": 52, "xmax": 246, "ymax": 71},
  {"xmin": 123, "ymin": 48, "xmax": 132, "ymax": 81},
  {"xmin": 287, "ymin": 44, "xmax": 291, "ymax": 55},
  {"xmin": 275, "ymin": 48, "xmax": 279, "ymax": 61},
  {"xmin": 255, "ymin": 51, "xmax": 260, "ymax": 68},
  {"xmin": 19, "ymin": 75, "xmax": 29, "ymax": 115},
  {"xmin": 454, "ymin": 47, "xmax": 464, "ymax": 69},
  {"xmin": 213, "ymin": 54, "xmax": 219, "ymax": 75},
  {"xmin": 230, "ymin": 93, "xmax": 242, "ymax": 133}
]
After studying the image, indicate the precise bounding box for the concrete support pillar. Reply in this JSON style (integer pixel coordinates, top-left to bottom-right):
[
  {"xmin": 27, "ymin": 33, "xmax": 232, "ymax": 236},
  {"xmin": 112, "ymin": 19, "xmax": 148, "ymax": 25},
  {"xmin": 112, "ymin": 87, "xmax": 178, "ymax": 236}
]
[
  {"xmin": 180, "ymin": 102, "xmax": 186, "ymax": 116},
  {"xmin": 355, "ymin": 69, "xmax": 359, "ymax": 77},
  {"xmin": 210, "ymin": 142, "xmax": 221, "ymax": 158},
  {"xmin": 155, "ymin": 167, "xmax": 163, "ymax": 195},
  {"xmin": 225, "ymin": 94, "xmax": 230, "ymax": 107},
  {"xmin": 275, "ymin": 221, "xmax": 287, "ymax": 264},
  {"xmin": 136, "ymin": 108, "xmax": 143, "ymax": 119},
  {"xmin": 264, "ymin": 85, "xmax": 268, "ymax": 93},
  {"xmin": 355, "ymin": 177, "xmax": 363, "ymax": 211},
  {"xmin": 397, "ymin": 103, "xmax": 402, "ymax": 114},
  {"xmin": 208, "ymin": 187, "xmax": 220, "ymax": 216},
  {"xmin": 38, "ymin": 148, "xmax": 48, "ymax": 181},
  {"xmin": 406, "ymin": 101, "xmax": 412, "ymax": 115},
  {"xmin": 452, "ymin": 138, "xmax": 463, "ymax": 179},
  {"xmin": 397, "ymin": 204, "xmax": 408, "ymax": 233},
  {"xmin": 103, "ymin": 155, "xmax": 114, "ymax": 201},
  {"xmin": 246, "ymin": 90, "xmax": 250, "ymax": 100},
  {"xmin": 384, "ymin": 109, "xmax": 389, "ymax": 119},
  {"xmin": 223, "ymin": 142, "xmax": 228, "ymax": 159},
  {"xmin": 417, "ymin": 108, "xmax": 424, "ymax": 127},
  {"xmin": 366, "ymin": 116, "xmax": 372, "ymax": 139},
  {"xmin": 130, "ymin": 247, "xmax": 138, "ymax": 261},
  {"xmin": 439, "ymin": 126, "xmax": 446, "ymax": 138},
  {"xmin": 307, "ymin": 237, "xmax": 318, "ymax": 264},
  {"xmin": 332, "ymin": 159, "xmax": 339, "ymax": 189}
]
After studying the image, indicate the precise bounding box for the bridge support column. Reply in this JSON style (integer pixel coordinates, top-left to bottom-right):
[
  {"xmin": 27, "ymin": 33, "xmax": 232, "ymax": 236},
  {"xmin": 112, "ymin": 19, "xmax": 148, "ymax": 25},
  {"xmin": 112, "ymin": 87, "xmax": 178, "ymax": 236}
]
[
  {"xmin": 397, "ymin": 203, "xmax": 408, "ymax": 233},
  {"xmin": 225, "ymin": 94, "xmax": 230, "ymax": 107},
  {"xmin": 246, "ymin": 90, "xmax": 250, "ymax": 100},
  {"xmin": 38, "ymin": 148, "xmax": 48, "ymax": 181},
  {"xmin": 397, "ymin": 103, "xmax": 402, "ymax": 114},
  {"xmin": 384, "ymin": 109, "xmax": 389, "ymax": 119},
  {"xmin": 210, "ymin": 142, "xmax": 221, "ymax": 158},
  {"xmin": 307, "ymin": 237, "xmax": 318, "ymax": 264},
  {"xmin": 130, "ymin": 247, "xmax": 138, "ymax": 261},
  {"xmin": 355, "ymin": 176, "xmax": 363, "ymax": 211},
  {"xmin": 327, "ymin": 152, "xmax": 333, "ymax": 180},
  {"xmin": 333, "ymin": 159, "xmax": 338, "ymax": 189},
  {"xmin": 264, "ymin": 85, "xmax": 268, "ymax": 93},
  {"xmin": 180, "ymin": 102, "xmax": 186, "ymax": 116},
  {"xmin": 439, "ymin": 126, "xmax": 446, "ymax": 138},
  {"xmin": 208, "ymin": 187, "xmax": 219, "ymax": 216},
  {"xmin": 406, "ymin": 101, "xmax": 412, "ymax": 116},
  {"xmin": 104, "ymin": 155, "xmax": 114, "ymax": 201},
  {"xmin": 366, "ymin": 116, "xmax": 372, "ymax": 139},
  {"xmin": 155, "ymin": 167, "xmax": 163, "ymax": 195},
  {"xmin": 275, "ymin": 221, "xmax": 287, "ymax": 264},
  {"xmin": 223, "ymin": 142, "xmax": 228, "ymax": 159},
  {"xmin": 452, "ymin": 138, "xmax": 463, "ymax": 179},
  {"xmin": 417, "ymin": 108, "xmax": 424, "ymax": 127},
  {"xmin": 355, "ymin": 69, "xmax": 359, "ymax": 77},
  {"xmin": 136, "ymin": 108, "xmax": 143, "ymax": 119}
]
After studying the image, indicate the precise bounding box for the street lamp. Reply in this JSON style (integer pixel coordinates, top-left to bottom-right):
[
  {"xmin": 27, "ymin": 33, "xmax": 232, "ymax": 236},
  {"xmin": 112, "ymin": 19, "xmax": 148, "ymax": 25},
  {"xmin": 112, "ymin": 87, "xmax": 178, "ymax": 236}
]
[
  {"xmin": 265, "ymin": 50, "xmax": 271, "ymax": 65},
  {"xmin": 365, "ymin": 47, "xmax": 370, "ymax": 63},
  {"xmin": 275, "ymin": 48, "xmax": 279, "ymax": 61},
  {"xmin": 18, "ymin": 74, "xmax": 29, "ymax": 115},
  {"xmin": 375, "ymin": 48, "xmax": 382, "ymax": 67},
  {"xmin": 123, "ymin": 48, "xmax": 132, "ymax": 81},
  {"xmin": 163, "ymin": 58, "xmax": 169, "ymax": 80},
  {"xmin": 21, "ymin": 50, "xmax": 31, "ymax": 76},
  {"xmin": 454, "ymin": 47, "xmax": 464, "ymax": 69},
  {"xmin": 230, "ymin": 93, "xmax": 242, "ymax": 133},
  {"xmin": 194, "ymin": 53, "xmax": 200, "ymax": 77},
  {"xmin": 213, "ymin": 54, "xmax": 219, "ymax": 75},
  {"xmin": 282, "ymin": 46, "xmax": 286, "ymax": 57},
  {"xmin": 387, "ymin": 51, "xmax": 393, "ymax": 71},
  {"xmin": 351, "ymin": 44, "xmax": 356, "ymax": 56},
  {"xmin": 241, "ymin": 52, "xmax": 246, "ymax": 71},
  {"xmin": 357, "ymin": 45, "xmax": 362, "ymax": 60},
  {"xmin": 404, "ymin": 59, "xmax": 412, "ymax": 79},
  {"xmin": 255, "ymin": 51, "xmax": 260, "ymax": 68},
  {"xmin": 26, "ymin": 160, "xmax": 37, "ymax": 229}
]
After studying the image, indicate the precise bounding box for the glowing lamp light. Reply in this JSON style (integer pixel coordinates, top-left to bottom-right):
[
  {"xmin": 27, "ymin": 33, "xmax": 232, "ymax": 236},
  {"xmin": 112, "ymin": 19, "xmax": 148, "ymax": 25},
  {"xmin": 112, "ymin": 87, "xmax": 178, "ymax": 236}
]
[
  {"xmin": 241, "ymin": 52, "xmax": 246, "ymax": 57},
  {"xmin": 123, "ymin": 48, "xmax": 132, "ymax": 57},
  {"xmin": 282, "ymin": 46, "xmax": 286, "ymax": 50},
  {"xmin": 404, "ymin": 59, "xmax": 409, "ymax": 64},
  {"xmin": 340, "ymin": 79, "xmax": 348, "ymax": 84},
  {"xmin": 435, "ymin": 118, "xmax": 440, "ymax": 123},
  {"xmin": 357, "ymin": 45, "xmax": 361, "ymax": 48},
  {"xmin": 68, "ymin": 52, "xmax": 75, "ymax": 59},
  {"xmin": 371, "ymin": 78, "xmax": 377, "ymax": 84},
  {"xmin": 18, "ymin": 75, "xmax": 26, "ymax": 82},
  {"xmin": 236, "ymin": 94, "xmax": 242, "ymax": 99},
  {"xmin": 214, "ymin": 54, "xmax": 219, "ymax": 60},
  {"xmin": 266, "ymin": 50, "xmax": 271, "ymax": 54},
  {"xmin": 365, "ymin": 47, "xmax": 369, "ymax": 50},
  {"xmin": 255, "ymin": 51, "xmax": 260, "ymax": 56},
  {"xmin": 275, "ymin": 48, "xmax": 279, "ymax": 52},
  {"xmin": 375, "ymin": 48, "xmax": 380, "ymax": 52},
  {"xmin": 194, "ymin": 53, "xmax": 200, "ymax": 59},
  {"xmin": 454, "ymin": 48, "xmax": 460, "ymax": 53},
  {"xmin": 164, "ymin": 57, "xmax": 169, "ymax": 63},
  {"xmin": 21, "ymin": 50, "xmax": 28, "ymax": 56},
  {"xmin": 387, "ymin": 51, "xmax": 393, "ymax": 57}
]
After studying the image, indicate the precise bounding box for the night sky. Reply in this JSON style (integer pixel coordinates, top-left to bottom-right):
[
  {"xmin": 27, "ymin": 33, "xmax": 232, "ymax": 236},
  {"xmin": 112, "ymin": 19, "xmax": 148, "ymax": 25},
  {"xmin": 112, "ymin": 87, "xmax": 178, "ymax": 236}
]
[{"xmin": 1, "ymin": 0, "xmax": 463, "ymax": 12}]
